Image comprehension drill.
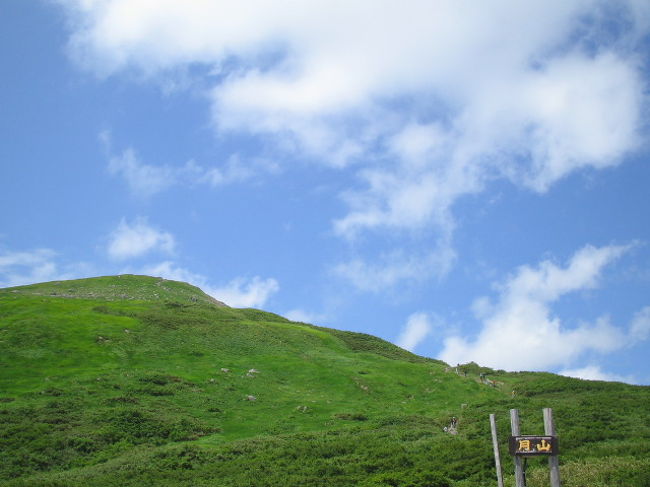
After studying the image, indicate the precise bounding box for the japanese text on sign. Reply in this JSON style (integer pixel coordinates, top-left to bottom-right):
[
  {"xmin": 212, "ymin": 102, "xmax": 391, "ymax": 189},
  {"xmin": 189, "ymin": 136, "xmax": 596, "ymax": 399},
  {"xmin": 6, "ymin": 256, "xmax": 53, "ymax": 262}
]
[{"xmin": 508, "ymin": 435, "xmax": 558, "ymax": 456}]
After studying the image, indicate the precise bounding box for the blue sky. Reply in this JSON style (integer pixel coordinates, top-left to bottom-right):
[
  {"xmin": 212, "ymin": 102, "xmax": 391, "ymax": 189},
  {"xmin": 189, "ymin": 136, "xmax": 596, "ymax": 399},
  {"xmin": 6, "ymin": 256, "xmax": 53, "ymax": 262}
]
[{"xmin": 2, "ymin": 1, "xmax": 650, "ymax": 384}]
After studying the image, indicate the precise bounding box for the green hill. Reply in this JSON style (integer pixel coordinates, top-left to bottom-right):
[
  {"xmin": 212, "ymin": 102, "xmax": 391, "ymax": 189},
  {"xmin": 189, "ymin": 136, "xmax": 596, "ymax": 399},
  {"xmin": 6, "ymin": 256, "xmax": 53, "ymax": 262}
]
[{"xmin": 1, "ymin": 275, "xmax": 649, "ymax": 486}]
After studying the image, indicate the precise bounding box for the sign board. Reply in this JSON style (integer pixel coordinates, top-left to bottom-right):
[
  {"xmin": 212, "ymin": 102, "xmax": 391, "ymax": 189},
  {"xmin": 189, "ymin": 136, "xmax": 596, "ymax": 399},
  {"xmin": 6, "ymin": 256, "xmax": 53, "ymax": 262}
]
[{"xmin": 509, "ymin": 435, "xmax": 558, "ymax": 456}]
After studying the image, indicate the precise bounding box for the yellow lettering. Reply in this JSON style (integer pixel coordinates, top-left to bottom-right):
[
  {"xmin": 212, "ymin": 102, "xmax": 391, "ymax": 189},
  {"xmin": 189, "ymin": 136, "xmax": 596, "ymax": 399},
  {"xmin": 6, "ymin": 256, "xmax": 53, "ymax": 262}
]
[
  {"xmin": 518, "ymin": 439, "xmax": 532, "ymax": 452},
  {"xmin": 537, "ymin": 439, "xmax": 552, "ymax": 452}
]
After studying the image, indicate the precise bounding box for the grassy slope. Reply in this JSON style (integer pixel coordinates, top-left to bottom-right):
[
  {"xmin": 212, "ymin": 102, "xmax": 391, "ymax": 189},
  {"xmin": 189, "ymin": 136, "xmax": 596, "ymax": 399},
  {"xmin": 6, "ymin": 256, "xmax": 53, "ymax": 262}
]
[{"xmin": 1, "ymin": 276, "xmax": 649, "ymax": 486}]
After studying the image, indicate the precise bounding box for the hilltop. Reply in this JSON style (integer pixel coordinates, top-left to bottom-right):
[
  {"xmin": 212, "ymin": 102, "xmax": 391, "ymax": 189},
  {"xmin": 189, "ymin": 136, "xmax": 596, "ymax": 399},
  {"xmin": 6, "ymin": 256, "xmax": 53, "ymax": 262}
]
[
  {"xmin": 3, "ymin": 274, "xmax": 227, "ymax": 306},
  {"xmin": 1, "ymin": 275, "xmax": 649, "ymax": 486}
]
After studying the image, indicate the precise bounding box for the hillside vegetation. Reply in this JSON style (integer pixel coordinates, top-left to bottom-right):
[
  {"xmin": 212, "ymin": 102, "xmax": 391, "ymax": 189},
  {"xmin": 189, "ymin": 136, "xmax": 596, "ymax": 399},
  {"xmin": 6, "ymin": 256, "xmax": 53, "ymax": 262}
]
[{"xmin": 1, "ymin": 275, "xmax": 649, "ymax": 486}]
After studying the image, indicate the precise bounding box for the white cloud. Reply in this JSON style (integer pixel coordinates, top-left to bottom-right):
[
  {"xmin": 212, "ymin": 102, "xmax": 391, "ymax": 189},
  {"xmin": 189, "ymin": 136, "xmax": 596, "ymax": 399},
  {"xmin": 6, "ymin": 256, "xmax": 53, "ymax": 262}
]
[
  {"xmin": 0, "ymin": 249, "xmax": 60, "ymax": 287},
  {"xmin": 333, "ymin": 246, "xmax": 456, "ymax": 292},
  {"xmin": 334, "ymin": 165, "xmax": 459, "ymax": 239},
  {"xmin": 107, "ymin": 218, "xmax": 175, "ymax": 260},
  {"xmin": 207, "ymin": 276, "xmax": 279, "ymax": 308},
  {"xmin": 0, "ymin": 248, "xmax": 93, "ymax": 288},
  {"xmin": 558, "ymin": 365, "xmax": 634, "ymax": 384},
  {"xmin": 396, "ymin": 312, "xmax": 434, "ymax": 352},
  {"xmin": 138, "ymin": 261, "xmax": 279, "ymax": 308},
  {"xmin": 0, "ymin": 248, "xmax": 57, "ymax": 269},
  {"xmin": 59, "ymin": 1, "xmax": 647, "ymax": 241},
  {"xmin": 630, "ymin": 306, "xmax": 650, "ymax": 341},
  {"xmin": 439, "ymin": 244, "xmax": 639, "ymax": 370},
  {"xmin": 494, "ymin": 52, "xmax": 642, "ymax": 192},
  {"xmin": 199, "ymin": 154, "xmax": 279, "ymax": 187},
  {"xmin": 107, "ymin": 145, "xmax": 275, "ymax": 197},
  {"xmin": 108, "ymin": 148, "xmax": 176, "ymax": 197}
]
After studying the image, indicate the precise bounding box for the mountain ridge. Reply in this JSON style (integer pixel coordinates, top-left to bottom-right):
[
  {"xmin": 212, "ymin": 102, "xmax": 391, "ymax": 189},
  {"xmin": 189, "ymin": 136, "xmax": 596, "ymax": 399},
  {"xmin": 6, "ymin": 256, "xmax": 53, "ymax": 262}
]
[{"xmin": 3, "ymin": 274, "xmax": 228, "ymax": 307}]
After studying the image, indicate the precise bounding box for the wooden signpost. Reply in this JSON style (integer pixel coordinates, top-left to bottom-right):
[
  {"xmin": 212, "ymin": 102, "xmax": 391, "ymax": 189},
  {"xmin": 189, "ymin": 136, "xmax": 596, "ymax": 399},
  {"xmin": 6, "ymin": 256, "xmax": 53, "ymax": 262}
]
[
  {"xmin": 489, "ymin": 414, "xmax": 505, "ymax": 487},
  {"xmin": 490, "ymin": 408, "xmax": 561, "ymax": 487},
  {"xmin": 544, "ymin": 408, "xmax": 561, "ymax": 487}
]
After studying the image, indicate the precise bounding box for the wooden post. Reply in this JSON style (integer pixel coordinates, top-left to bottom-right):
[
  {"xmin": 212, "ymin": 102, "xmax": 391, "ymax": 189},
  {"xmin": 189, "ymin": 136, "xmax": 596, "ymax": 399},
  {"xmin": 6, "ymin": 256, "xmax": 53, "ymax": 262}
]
[
  {"xmin": 489, "ymin": 414, "xmax": 505, "ymax": 487},
  {"xmin": 543, "ymin": 408, "xmax": 561, "ymax": 487},
  {"xmin": 510, "ymin": 409, "xmax": 525, "ymax": 487}
]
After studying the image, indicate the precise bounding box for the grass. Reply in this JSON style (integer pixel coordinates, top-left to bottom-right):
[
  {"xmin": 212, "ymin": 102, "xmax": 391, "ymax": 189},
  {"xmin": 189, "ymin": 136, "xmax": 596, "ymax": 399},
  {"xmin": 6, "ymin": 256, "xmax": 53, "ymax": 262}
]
[{"xmin": 1, "ymin": 275, "xmax": 649, "ymax": 486}]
